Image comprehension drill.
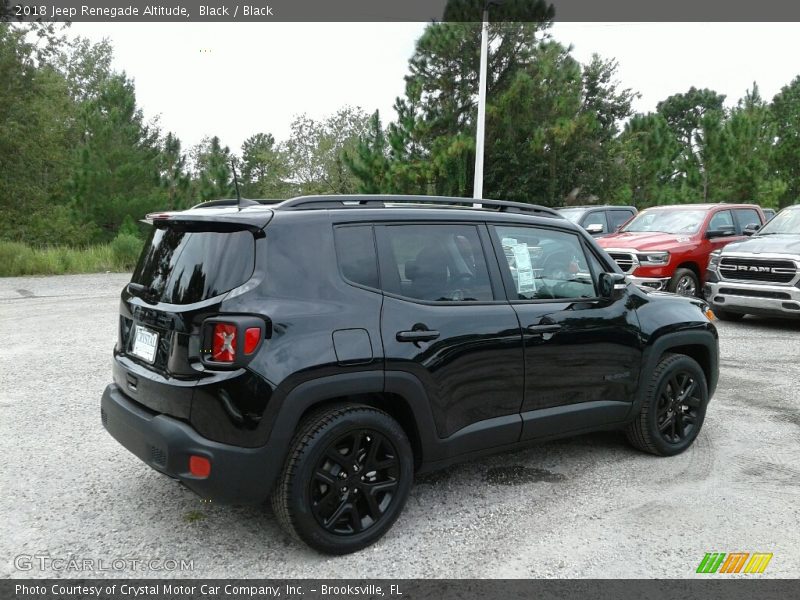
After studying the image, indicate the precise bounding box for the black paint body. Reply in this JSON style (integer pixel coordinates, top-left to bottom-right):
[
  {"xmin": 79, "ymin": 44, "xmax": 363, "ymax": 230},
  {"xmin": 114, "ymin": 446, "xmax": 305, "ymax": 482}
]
[{"xmin": 101, "ymin": 199, "xmax": 719, "ymax": 504}]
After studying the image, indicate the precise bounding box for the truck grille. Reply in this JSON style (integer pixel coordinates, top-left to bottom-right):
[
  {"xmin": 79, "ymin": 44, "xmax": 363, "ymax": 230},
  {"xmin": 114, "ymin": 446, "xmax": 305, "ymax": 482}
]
[
  {"xmin": 607, "ymin": 252, "xmax": 637, "ymax": 274},
  {"xmin": 718, "ymin": 288, "xmax": 792, "ymax": 300},
  {"xmin": 719, "ymin": 257, "xmax": 797, "ymax": 284}
]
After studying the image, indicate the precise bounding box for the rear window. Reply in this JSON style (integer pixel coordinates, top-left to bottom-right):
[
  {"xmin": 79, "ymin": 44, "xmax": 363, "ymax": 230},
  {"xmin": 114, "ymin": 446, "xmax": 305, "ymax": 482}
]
[
  {"xmin": 334, "ymin": 225, "xmax": 379, "ymax": 289},
  {"xmin": 131, "ymin": 227, "xmax": 255, "ymax": 304}
]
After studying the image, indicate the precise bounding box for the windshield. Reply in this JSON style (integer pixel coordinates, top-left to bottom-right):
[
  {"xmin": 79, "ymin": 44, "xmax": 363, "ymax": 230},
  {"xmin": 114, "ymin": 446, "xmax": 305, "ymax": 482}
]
[
  {"xmin": 131, "ymin": 226, "xmax": 256, "ymax": 304},
  {"xmin": 622, "ymin": 209, "xmax": 706, "ymax": 235},
  {"xmin": 758, "ymin": 208, "xmax": 800, "ymax": 235},
  {"xmin": 556, "ymin": 208, "xmax": 585, "ymax": 224}
]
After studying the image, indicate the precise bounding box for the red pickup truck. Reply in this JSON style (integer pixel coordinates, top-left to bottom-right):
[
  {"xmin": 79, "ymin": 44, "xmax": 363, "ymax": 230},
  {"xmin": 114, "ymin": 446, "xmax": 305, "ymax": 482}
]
[{"xmin": 597, "ymin": 203, "xmax": 766, "ymax": 297}]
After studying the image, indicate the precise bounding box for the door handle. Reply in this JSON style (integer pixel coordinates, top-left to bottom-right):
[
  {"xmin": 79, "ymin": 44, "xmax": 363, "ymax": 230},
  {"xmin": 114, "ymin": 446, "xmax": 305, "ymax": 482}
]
[
  {"xmin": 526, "ymin": 323, "xmax": 562, "ymax": 335},
  {"xmin": 396, "ymin": 330, "xmax": 441, "ymax": 343}
]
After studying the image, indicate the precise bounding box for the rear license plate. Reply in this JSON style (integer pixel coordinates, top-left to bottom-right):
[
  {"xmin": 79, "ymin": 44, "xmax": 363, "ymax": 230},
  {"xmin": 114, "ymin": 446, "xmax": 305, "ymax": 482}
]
[{"xmin": 131, "ymin": 325, "xmax": 159, "ymax": 363}]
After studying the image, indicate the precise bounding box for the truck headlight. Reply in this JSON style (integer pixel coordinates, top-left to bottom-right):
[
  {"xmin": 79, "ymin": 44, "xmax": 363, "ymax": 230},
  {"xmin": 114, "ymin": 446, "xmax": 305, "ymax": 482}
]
[
  {"xmin": 637, "ymin": 251, "xmax": 670, "ymax": 266},
  {"xmin": 708, "ymin": 251, "xmax": 721, "ymax": 271}
]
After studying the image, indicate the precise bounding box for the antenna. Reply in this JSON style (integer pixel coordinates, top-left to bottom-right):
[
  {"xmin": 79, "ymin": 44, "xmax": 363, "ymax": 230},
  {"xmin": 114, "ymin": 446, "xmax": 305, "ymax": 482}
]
[{"xmin": 231, "ymin": 159, "xmax": 243, "ymax": 210}]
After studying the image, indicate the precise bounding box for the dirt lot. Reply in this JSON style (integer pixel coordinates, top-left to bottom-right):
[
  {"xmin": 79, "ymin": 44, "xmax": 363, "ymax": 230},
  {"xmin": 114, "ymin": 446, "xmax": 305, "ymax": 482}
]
[{"xmin": 1, "ymin": 273, "xmax": 799, "ymax": 578}]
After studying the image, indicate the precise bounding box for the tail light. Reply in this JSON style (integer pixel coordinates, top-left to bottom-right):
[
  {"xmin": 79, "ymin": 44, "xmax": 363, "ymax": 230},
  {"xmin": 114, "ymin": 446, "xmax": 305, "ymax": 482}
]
[
  {"xmin": 212, "ymin": 323, "xmax": 237, "ymax": 362},
  {"xmin": 202, "ymin": 316, "xmax": 269, "ymax": 368},
  {"xmin": 243, "ymin": 327, "xmax": 261, "ymax": 354}
]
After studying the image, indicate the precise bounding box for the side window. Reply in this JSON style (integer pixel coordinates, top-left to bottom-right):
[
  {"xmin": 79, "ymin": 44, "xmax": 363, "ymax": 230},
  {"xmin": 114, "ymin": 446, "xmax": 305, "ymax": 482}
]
[
  {"xmin": 582, "ymin": 211, "xmax": 608, "ymax": 234},
  {"xmin": 494, "ymin": 226, "xmax": 597, "ymax": 300},
  {"xmin": 734, "ymin": 208, "xmax": 761, "ymax": 231},
  {"xmin": 333, "ymin": 225, "xmax": 379, "ymax": 289},
  {"xmin": 708, "ymin": 210, "xmax": 734, "ymax": 232},
  {"xmin": 376, "ymin": 224, "xmax": 493, "ymax": 302},
  {"xmin": 608, "ymin": 210, "xmax": 634, "ymax": 231}
]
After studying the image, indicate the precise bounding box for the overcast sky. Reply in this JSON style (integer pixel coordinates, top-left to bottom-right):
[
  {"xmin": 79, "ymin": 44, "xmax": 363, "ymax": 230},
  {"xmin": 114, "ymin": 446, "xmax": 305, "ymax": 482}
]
[{"xmin": 69, "ymin": 22, "xmax": 800, "ymax": 153}]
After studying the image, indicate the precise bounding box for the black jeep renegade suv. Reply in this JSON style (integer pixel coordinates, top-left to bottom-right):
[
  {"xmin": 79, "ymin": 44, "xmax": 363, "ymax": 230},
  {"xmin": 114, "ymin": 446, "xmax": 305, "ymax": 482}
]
[{"xmin": 101, "ymin": 195, "xmax": 719, "ymax": 554}]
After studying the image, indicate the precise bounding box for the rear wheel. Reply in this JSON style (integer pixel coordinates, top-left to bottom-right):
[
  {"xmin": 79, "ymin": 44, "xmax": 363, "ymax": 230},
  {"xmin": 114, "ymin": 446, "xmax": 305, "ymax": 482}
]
[
  {"xmin": 667, "ymin": 268, "xmax": 700, "ymax": 297},
  {"xmin": 626, "ymin": 353, "xmax": 708, "ymax": 456},
  {"xmin": 271, "ymin": 404, "xmax": 413, "ymax": 554},
  {"xmin": 714, "ymin": 309, "xmax": 745, "ymax": 322}
]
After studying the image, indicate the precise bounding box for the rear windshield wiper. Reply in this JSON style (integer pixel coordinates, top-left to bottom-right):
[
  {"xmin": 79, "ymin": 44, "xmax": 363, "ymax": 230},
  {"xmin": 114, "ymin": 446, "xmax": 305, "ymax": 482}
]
[{"xmin": 127, "ymin": 282, "xmax": 158, "ymax": 304}]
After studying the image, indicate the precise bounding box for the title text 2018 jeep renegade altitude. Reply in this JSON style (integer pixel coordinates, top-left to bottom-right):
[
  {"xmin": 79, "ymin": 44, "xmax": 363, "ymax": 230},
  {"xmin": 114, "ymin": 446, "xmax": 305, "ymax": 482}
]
[{"xmin": 101, "ymin": 195, "xmax": 719, "ymax": 554}]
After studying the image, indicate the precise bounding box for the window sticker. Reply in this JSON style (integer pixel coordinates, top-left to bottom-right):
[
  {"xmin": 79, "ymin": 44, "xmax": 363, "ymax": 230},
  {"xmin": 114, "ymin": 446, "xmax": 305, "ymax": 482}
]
[{"xmin": 511, "ymin": 243, "xmax": 536, "ymax": 294}]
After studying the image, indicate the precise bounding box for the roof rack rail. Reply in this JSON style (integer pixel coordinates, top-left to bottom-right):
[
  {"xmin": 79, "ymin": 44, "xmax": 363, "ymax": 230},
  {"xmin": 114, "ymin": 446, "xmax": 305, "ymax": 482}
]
[
  {"xmin": 274, "ymin": 195, "xmax": 563, "ymax": 218},
  {"xmin": 191, "ymin": 198, "xmax": 281, "ymax": 209}
]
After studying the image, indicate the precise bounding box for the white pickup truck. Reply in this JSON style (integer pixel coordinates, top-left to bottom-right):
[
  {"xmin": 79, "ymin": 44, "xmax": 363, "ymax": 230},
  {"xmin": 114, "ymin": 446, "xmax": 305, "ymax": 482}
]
[{"xmin": 704, "ymin": 205, "xmax": 800, "ymax": 320}]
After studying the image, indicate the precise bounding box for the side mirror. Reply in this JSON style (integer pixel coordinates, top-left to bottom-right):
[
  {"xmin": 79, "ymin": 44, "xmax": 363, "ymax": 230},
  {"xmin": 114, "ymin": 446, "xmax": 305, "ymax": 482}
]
[
  {"xmin": 743, "ymin": 223, "xmax": 760, "ymax": 236},
  {"xmin": 706, "ymin": 228, "xmax": 735, "ymax": 239},
  {"xmin": 585, "ymin": 223, "xmax": 605, "ymax": 235},
  {"xmin": 598, "ymin": 272, "xmax": 627, "ymax": 299}
]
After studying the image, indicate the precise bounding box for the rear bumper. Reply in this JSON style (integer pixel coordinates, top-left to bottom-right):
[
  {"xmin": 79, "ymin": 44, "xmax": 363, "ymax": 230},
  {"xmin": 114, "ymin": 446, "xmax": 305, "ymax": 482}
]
[
  {"xmin": 703, "ymin": 280, "xmax": 800, "ymax": 318},
  {"xmin": 101, "ymin": 384, "xmax": 279, "ymax": 504}
]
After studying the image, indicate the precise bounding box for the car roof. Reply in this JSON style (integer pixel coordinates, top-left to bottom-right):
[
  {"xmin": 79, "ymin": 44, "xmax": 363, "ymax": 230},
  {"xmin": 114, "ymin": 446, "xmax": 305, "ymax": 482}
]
[
  {"xmin": 160, "ymin": 195, "xmax": 586, "ymax": 233},
  {"xmin": 642, "ymin": 203, "xmax": 760, "ymax": 211},
  {"xmin": 556, "ymin": 205, "xmax": 635, "ymax": 210}
]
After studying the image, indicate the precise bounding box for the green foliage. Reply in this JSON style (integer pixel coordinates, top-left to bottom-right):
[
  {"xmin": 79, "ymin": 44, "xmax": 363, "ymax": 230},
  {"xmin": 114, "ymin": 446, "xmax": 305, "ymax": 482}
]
[
  {"xmin": 344, "ymin": 111, "xmax": 391, "ymax": 193},
  {"xmin": 240, "ymin": 132, "xmax": 293, "ymax": 198},
  {"xmin": 621, "ymin": 83, "xmax": 788, "ymax": 206},
  {"xmin": 192, "ymin": 136, "xmax": 236, "ymax": 201},
  {"xmin": 284, "ymin": 107, "xmax": 371, "ymax": 196},
  {"xmin": 352, "ymin": 20, "xmax": 636, "ymax": 205},
  {"xmin": 772, "ymin": 76, "xmax": 800, "ymax": 208},
  {"xmin": 118, "ymin": 214, "xmax": 141, "ymax": 238},
  {"xmin": 0, "ymin": 240, "xmax": 138, "ymax": 276},
  {"xmin": 4, "ymin": 19, "xmax": 800, "ymax": 279},
  {"xmin": 110, "ymin": 233, "xmax": 144, "ymax": 270}
]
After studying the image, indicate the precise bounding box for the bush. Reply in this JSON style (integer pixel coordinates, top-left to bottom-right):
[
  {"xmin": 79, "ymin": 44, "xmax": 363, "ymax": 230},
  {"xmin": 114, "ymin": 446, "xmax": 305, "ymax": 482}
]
[
  {"xmin": 0, "ymin": 239, "xmax": 141, "ymax": 277},
  {"xmin": 0, "ymin": 241, "xmax": 40, "ymax": 276},
  {"xmin": 110, "ymin": 233, "xmax": 144, "ymax": 271}
]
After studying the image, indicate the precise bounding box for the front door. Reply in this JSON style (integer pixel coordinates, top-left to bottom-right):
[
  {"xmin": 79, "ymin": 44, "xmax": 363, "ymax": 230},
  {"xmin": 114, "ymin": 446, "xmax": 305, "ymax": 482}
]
[
  {"xmin": 375, "ymin": 222, "xmax": 524, "ymax": 445},
  {"xmin": 488, "ymin": 223, "xmax": 643, "ymax": 440}
]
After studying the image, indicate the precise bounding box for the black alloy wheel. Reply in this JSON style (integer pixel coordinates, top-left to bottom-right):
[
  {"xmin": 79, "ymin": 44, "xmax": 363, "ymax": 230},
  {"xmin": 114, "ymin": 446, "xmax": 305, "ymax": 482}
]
[
  {"xmin": 310, "ymin": 429, "xmax": 401, "ymax": 535},
  {"xmin": 272, "ymin": 404, "xmax": 413, "ymax": 554},
  {"xmin": 655, "ymin": 371, "xmax": 701, "ymax": 444},
  {"xmin": 626, "ymin": 353, "xmax": 708, "ymax": 456}
]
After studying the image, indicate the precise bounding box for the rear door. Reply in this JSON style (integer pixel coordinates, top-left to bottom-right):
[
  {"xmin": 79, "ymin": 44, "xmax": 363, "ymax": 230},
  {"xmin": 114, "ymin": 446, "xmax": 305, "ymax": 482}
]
[
  {"xmin": 488, "ymin": 223, "xmax": 643, "ymax": 440},
  {"xmin": 116, "ymin": 222, "xmax": 260, "ymax": 417},
  {"xmin": 375, "ymin": 222, "xmax": 524, "ymax": 447},
  {"xmin": 607, "ymin": 209, "xmax": 635, "ymax": 233}
]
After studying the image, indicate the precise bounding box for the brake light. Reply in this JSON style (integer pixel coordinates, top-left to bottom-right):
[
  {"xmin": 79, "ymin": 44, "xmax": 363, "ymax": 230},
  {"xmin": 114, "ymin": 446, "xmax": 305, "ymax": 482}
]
[
  {"xmin": 212, "ymin": 323, "xmax": 237, "ymax": 362},
  {"xmin": 244, "ymin": 327, "xmax": 261, "ymax": 354}
]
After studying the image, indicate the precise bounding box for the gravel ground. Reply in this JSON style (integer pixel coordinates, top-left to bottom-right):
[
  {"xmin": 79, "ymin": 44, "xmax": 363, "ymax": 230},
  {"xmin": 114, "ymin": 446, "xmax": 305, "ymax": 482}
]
[{"xmin": 1, "ymin": 273, "xmax": 799, "ymax": 579}]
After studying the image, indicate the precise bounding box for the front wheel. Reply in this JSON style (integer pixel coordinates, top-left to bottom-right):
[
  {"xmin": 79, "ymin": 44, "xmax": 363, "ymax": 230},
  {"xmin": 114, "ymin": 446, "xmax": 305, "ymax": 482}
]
[
  {"xmin": 667, "ymin": 268, "xmax": 700, "ymax": 297},
  {"xmin": 271, "ymin": 404, "xmax": 413, "ymax": 554},
  {"xmin": 626, "ymin": 353, "xmax": 708, "ymax": 456}
]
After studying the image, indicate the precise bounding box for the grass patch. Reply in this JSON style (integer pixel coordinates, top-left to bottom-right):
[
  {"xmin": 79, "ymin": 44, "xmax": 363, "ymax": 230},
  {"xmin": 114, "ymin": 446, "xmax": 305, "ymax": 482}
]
[
  {"xmin": 183, "ymin": 510, "xmax": 207, "ymax": 523},
  {"xmin": 0, "ymin": 236, "xmax": 144, "ymax": 277}
]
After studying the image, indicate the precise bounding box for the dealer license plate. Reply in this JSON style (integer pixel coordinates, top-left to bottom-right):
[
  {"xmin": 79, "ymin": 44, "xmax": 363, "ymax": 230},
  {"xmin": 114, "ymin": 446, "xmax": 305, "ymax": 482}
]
[{"xmin": 131, "ymin": 325, "xmax": 159, "ymax": 363}]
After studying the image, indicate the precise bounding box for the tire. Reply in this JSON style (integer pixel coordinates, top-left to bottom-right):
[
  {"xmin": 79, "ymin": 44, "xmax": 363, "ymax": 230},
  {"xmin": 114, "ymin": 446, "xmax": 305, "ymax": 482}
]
[
  {"xmin": 626, "ymin": 353, "xmax": 708, "ymax": 457},
  {"xmin": 714, "ymin": 309, "xmax": 745, "ymax": 322},
  {"xmin": 667, "ymin": 268, "xmax": 700, "ymax": 297},
  {"xmin": 271, "ymin": 404, "xmax": 413, "ymax": 554}
]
